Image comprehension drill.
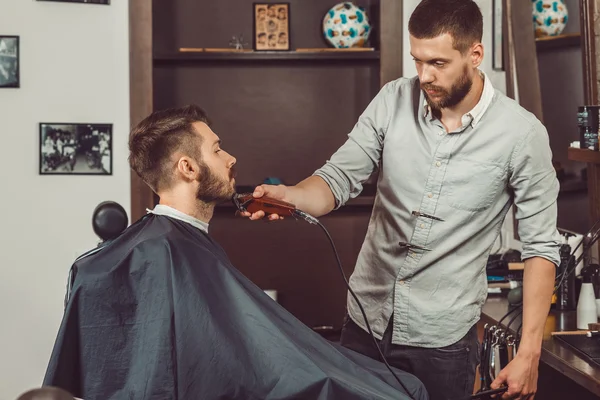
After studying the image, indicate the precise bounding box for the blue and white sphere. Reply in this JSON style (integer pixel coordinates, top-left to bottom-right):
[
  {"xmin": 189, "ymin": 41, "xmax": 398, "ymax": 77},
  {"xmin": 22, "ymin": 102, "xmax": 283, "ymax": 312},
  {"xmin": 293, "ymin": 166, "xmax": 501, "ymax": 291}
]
[
  {"xmin": 532, "ymin": 0, "xmax": 568, "ymax": 38},
  {"xmin": 322, "ymin": 2, "xmax": 371, "ymax": 48}
]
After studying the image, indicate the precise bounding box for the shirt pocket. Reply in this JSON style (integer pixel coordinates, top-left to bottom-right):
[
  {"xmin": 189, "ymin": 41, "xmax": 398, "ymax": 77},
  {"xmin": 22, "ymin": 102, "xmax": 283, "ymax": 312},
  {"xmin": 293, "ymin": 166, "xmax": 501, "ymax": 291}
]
[{"xmin": 444, "ymin": 158, "xmax": 505, "ymax": 212}]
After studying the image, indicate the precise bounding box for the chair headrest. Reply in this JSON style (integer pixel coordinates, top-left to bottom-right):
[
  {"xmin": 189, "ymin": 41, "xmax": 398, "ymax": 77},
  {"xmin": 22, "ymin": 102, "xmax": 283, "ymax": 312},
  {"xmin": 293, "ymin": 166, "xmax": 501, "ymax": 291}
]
[{"xmin": 92, "ymin": 201, "xmax": 128, "ymax": 241}]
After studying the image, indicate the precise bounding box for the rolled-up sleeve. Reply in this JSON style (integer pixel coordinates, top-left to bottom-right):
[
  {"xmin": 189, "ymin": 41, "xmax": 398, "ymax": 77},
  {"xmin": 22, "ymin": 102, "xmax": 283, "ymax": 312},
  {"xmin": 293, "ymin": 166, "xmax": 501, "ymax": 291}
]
[
  {"xmin": 509, "ymin": 123, "xmax": 561, "ymax": 266},
  {"xmin": 313, "ymin": 81, "xmax": 395, "ymax": 209}
]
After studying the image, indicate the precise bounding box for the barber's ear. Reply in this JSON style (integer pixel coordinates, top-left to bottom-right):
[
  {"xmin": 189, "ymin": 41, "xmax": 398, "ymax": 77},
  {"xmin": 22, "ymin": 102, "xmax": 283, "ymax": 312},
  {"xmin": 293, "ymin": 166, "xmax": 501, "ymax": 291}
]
[
  {"xmin": 470, "ymin": 43, "xmax": 483, "ymax": 68},
  {"xmin": 176, "ymin": 156, "xmax": 200, "ymax": 181}
]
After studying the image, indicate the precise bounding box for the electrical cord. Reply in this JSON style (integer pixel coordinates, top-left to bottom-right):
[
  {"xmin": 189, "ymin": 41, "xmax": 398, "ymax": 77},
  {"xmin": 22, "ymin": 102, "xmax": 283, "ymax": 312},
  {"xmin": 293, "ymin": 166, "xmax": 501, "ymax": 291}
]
[
  {"xmin": 504, "ymin": 309, "xmax": 523, "ymax": 334},
  {"xmin": 554, "ymin": 220, "xmax": 600, "ymax": 293},
  {"xmin": 555, "ymin": 229, "xmax": 600, "ymax": 294},
  {"xmin": 312, "ymin": 218, "xmax": 416, "ymax": 400},
  {"xmin": 497, "ymin": 306, "xmax": 521, "ymax": 328}
]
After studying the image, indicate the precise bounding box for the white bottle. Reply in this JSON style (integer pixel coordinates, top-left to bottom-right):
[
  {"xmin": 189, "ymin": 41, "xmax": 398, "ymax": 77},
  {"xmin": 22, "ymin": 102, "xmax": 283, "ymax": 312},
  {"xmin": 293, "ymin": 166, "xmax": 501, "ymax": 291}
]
[{"xmin": 577, "ymin": 282, "xmax": 598, "ymax": 329}]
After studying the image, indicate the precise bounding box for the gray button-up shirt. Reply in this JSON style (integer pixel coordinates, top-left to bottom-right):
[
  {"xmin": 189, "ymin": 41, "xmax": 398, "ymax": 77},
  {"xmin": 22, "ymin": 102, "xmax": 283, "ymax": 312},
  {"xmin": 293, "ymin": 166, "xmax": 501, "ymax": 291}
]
[{"xmin": 313, "ymin": 72, "xmax": 561, "ymax": 348}]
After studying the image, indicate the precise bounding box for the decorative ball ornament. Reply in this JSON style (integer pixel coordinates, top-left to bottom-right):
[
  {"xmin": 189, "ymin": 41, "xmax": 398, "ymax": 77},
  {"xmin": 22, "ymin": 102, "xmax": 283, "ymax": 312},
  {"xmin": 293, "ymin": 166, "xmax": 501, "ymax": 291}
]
[
  {"xmin": 322, "ymin": 2, "xmax": 371, "ymax": 48},
  {"xmin": 532, "ymin": 0, "xmax": 568, "ymax": 38}
]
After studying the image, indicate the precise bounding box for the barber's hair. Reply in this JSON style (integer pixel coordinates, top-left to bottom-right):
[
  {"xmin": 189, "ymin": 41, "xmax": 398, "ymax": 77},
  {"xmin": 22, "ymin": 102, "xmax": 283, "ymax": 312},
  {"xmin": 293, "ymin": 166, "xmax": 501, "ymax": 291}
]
[
  {"xmin": 16, "ymin": 386, "xmax": 74, "ymax": 400},
  {"xmin": 408, "ymin": 0, "xmax": 483, "ymax": 54},
  {"xmin": 129, "ymin": 104, "xmax": 210, "ymax": 193}
]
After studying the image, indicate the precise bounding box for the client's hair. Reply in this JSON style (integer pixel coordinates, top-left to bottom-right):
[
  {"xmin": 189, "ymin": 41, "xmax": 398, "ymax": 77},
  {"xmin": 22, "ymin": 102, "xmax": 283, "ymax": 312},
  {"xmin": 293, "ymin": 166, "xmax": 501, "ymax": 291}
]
[
  {"xmin": 16, "ymin": 386, "xmax": 74, "ymax": 400},
  {"xmin": 408, "ymin": 0, "xmax": 483, "ymax": 54},
  {"xmin": 129, "ymin": 105, "xmax": 211, "ymax": 193}
]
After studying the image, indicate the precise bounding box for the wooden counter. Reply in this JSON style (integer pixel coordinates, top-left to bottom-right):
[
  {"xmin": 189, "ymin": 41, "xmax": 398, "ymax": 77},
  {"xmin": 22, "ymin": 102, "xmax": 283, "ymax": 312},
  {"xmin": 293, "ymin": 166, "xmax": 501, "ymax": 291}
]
[{"xmin": 480, "ymin": 296, "xmax": 600, "ymax": 399}]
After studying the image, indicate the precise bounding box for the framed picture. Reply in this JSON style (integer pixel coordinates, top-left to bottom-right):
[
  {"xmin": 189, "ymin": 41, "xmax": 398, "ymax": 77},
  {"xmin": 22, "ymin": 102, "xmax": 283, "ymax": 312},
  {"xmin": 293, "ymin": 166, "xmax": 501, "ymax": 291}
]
[
  {"xmin": 36, "ymin": 0, "xmax": 110, "ymax": 4},
  {"xmin": 492, "ymin": 0, "xmax": 504, "ymax": 71},
  {"xmin": 0, "ymin": 35, "xmax": 19, "ymax": 88},
  {"xmin": 253, "ymin": 3, "xmax": 290, "ymax": 51},
  {"xmin": 40, "ymin": 123, "xmax": 113, "ymax": 175}
]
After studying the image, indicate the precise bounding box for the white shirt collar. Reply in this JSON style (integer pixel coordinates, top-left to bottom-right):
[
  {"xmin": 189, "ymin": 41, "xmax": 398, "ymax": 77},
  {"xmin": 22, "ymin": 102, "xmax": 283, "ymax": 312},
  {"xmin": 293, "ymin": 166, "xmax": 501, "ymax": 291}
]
[
  {"xmin": 423, "ymin": 69, "xmax": 495, "ymax": 129},
  {"xmin": 146, "ymin": 204, "xmax": 209, "ymax": 233}
]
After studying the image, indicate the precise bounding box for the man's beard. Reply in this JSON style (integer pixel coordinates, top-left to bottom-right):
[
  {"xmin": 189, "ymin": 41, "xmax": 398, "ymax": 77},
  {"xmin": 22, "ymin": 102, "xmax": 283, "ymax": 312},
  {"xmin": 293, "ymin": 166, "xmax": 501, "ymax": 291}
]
[
  {"xmin": 422, "ymin": 66, "xmax": 473, "ymax": 111},
  {"xmin": 195, "ymin": 162, "xmax": 236, "ymax": 204}
]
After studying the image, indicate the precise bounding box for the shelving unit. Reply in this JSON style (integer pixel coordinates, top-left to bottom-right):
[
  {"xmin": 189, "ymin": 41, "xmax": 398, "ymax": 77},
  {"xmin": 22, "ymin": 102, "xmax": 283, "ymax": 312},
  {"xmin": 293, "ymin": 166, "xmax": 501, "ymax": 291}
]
[
  {"xmin": 153, "ymin": 50, "xmax": 381, "ymax": 63},
  {"xmin": 568, "ymin": 148, "xmax": 600, "ymax": 254},
  {"xmin": 535, "ymin": 33, "xmax": 581, "ymax": 51},
  {"xmin": 568, "ymin": 148, "xmax": 600, "ymax": 164},
  {"xmin": 132, "ymin": 0, "xmax": 402, "ymax": 331}
]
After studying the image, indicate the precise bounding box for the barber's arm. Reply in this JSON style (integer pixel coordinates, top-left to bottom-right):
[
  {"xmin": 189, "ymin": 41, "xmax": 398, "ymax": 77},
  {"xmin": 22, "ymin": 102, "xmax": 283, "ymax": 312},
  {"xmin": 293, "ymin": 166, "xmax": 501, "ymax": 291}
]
[
  {"xmin": 491, "ymin": 124, "xmax": 561, "ymax": 400},
  {"xmin": 246, "ymin": 81, "xmax": 396, "ymax": 219}
]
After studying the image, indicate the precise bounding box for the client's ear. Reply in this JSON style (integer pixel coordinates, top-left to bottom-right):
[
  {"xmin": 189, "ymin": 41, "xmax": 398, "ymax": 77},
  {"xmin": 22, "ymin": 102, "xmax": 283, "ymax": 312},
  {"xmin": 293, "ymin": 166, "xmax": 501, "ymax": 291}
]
[{"xmin": 175, "ymin": 156, "xmax": 200, "ymax": 182}]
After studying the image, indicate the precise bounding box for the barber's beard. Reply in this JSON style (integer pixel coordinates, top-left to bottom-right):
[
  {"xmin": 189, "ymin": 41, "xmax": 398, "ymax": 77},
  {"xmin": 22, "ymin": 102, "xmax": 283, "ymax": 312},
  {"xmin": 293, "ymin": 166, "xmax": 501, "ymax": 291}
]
[
  {"xmin": 195, "ymin": 162, "xmax": 236, "ymax": 204},
  {"xmin": 422, "ymin": 66, "xmax": 473, "ymax": 112}
]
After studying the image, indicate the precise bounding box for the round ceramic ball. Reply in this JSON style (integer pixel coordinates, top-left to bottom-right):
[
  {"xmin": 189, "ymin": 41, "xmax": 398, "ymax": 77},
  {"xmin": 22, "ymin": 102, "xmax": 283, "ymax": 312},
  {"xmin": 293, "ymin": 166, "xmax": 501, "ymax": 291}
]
[
  {"xmin": 532, "ymin": 0, "xmax": 568, "ymax": 38},
  {"xmin": 322, "ymin": 2, "xmax": 371, "ymax": 48}
]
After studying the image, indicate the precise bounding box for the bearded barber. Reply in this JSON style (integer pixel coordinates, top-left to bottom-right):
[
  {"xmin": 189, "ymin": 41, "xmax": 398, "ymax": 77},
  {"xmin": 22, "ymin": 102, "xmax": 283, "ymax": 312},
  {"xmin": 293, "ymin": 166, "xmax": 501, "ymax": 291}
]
[{"xmin": 241, "ymin": 1, "xmax": 560, "ymax": 399}]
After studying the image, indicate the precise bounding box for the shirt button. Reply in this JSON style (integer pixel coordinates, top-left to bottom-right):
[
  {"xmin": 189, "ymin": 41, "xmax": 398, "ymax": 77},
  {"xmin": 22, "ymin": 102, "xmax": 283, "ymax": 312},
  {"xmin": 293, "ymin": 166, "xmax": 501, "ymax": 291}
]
[
  {"xmin": 399, "ymin": 280, "xmax": 405, "ymax": 285},
  {"xmin": 436, "ymin": 161, "xmax": 441, "ymax": 167},
  {"xmin": 420, "ymin": 223, "xmax": 425, "ymax": 229},
  {"xmin": 428, "ymin": 193, "xmax": 433, "ymax": 198}
]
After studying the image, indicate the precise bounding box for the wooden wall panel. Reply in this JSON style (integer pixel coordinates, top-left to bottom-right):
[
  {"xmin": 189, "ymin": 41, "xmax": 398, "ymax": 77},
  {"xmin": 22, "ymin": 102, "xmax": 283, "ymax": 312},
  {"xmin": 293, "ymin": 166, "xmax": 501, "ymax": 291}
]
[
  {"xmin": 379, "ymin": 0, "xmax": 403, "ymax": 86},
  {"xmin": 506, "ymin": 0, "xmax": 544, "ymax": 122},
  {"xmin": 581, "ymin": 0, "xmax": 598, "ymax": 105},
  {"xmin": 152, "ymin": 61, "xmax": 379, "ymax": 188},
  {"xmin": 130, "ymin": 0, "xmax": 156, "ymax": 222}
]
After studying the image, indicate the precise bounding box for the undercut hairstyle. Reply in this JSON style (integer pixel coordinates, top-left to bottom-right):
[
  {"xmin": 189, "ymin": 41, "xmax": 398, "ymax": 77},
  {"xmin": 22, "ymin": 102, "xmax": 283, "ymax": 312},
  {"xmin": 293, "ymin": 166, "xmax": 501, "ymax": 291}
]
[
  {"xmin": 129, "ymin": 105, "xmax": 211, "ymax": 193},
  {"xmin": 16, "ymin": 386, "xmax": 74, "ymax": 400},
  {"xmin": 408, "ymin": 0, "xmax": 483, "ymax": 54}
]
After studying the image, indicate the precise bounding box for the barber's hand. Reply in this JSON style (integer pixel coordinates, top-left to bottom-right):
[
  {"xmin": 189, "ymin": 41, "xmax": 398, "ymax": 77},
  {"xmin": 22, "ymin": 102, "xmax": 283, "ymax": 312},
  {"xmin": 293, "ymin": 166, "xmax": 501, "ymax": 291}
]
[
  {"xmin": 490, "ymin": 353, "xmax": 539, "ymax": 399},
  {"xmin": 238, "ymin": 184, "xmax": 291, "ymax": 221}
]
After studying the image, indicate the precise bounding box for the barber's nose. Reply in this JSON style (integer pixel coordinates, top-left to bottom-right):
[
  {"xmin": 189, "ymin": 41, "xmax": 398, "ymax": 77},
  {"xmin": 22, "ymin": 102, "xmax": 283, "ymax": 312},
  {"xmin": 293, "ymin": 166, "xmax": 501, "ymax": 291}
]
[{"xmin": 419, "ymin": 65, "xmax": 434, "ymax": 84}]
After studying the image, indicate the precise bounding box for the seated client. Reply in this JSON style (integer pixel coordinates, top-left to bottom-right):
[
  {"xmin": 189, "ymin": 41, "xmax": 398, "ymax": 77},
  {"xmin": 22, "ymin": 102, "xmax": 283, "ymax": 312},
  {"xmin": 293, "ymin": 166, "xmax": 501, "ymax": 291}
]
[{"xmin": 42, "ymin": 105, "xmax": 428, "ymax": 400}]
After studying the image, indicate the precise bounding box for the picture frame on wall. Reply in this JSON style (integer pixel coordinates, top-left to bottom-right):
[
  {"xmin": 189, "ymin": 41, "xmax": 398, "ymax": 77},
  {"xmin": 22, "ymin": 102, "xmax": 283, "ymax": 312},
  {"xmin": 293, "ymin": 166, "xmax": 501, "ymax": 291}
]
[
  {"xmin": 40, "ymin": 123, "xmax": 113, "ymax": 175},
  {"xmin": 0, "ymin": 35, "xmax": 19, "ymax": 88},
  {"xmin": 253, "ymin": 3, "xmax": 290, "ymax": 51},
  {"xmin": 36, "ymin": 0, "xmax": 110, "ymax": 4}
]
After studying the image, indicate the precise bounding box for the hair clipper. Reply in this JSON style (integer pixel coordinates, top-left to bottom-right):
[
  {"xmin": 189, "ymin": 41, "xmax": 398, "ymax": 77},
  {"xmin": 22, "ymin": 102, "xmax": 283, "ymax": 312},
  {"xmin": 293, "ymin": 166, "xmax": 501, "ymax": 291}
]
[{"xmin": 232, "ymin": 192, "xmax": 319, "ymax": 224}]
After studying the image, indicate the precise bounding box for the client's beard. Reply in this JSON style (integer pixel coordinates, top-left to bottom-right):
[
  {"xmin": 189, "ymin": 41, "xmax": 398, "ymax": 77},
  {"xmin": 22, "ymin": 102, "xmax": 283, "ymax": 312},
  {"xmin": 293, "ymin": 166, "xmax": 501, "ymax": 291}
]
[
  {"xmin": 195, "ymin": 162, "xmax": 236, "ymax": 204},
  {"xmin": 422, "ymin": 65, "xmax": 473, "ymax": 112}
]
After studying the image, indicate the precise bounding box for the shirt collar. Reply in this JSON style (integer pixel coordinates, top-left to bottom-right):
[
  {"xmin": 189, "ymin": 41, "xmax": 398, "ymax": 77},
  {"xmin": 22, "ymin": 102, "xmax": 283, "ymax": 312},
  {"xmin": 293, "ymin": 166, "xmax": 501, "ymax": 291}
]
[
  {"xmin": 422, "ymin": 69, "xmax": 495, "ymax": 129},
  {"xmin": 146, "ymin": 204, "xmax": 209, "ymax": 233}
]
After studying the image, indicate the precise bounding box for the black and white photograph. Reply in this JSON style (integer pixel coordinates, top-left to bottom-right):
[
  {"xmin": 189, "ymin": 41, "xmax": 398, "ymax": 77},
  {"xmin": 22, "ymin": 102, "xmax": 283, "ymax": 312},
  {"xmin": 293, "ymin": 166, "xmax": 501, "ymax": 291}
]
[
  {"xmin": 0, "ymin": 35, "xmax": 19, "ymax": 88},
  {"xmin": 37, "ymin": 0, "xmax": 110, "ymax": 4},
  {"xmin": 40, "ymin": 123, "xmax": 112, "ymax": 175}
]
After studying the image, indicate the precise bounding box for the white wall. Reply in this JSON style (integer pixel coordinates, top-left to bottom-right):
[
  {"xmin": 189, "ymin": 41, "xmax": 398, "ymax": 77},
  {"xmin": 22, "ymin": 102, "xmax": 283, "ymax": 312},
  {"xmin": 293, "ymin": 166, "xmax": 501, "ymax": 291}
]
[{"xmin": 0, "ymin": 1, "xmax": 130, "ymax": 399}]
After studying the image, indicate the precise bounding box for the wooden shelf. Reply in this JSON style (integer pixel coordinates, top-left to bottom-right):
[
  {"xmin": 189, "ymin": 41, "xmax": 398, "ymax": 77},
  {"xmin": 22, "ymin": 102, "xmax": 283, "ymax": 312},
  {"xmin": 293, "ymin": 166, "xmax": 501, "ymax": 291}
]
[
  {"xmin": 154, "ymin": 50, "xmax": 380, "ymax": 63},
  {"xmin": 536, "ymin": 33, "xmax": 581, "ymax": 51},
  {"xmin": 568, "ymin": 148, "xmax": 600, "ymax": 164}
]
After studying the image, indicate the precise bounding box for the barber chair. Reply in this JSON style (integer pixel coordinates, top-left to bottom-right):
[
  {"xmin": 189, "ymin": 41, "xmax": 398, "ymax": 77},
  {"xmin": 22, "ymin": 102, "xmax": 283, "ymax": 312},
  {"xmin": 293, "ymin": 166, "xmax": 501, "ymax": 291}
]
[
  {"xmin": 92, "ymin": 201, "xmax": 128, "ymax": 243},
  {"xmin": 64, "ymin": 201, "xmax": 129, "ymax": 309}
]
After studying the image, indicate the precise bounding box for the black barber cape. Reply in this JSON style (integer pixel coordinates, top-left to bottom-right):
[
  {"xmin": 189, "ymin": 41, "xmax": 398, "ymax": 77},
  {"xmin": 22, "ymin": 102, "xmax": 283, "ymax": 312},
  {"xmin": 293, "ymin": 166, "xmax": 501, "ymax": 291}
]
[{"xmin": 43, "ymin": 214, "xmax": 428, "ymax": 400}]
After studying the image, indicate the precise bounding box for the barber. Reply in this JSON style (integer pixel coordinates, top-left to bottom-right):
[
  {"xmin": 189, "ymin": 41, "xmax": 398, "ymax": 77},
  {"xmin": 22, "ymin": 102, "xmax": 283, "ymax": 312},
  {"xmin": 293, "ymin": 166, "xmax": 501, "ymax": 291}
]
[{"xmin": 241, "ymin": 1, "xmax": 560, "ymax": 399}]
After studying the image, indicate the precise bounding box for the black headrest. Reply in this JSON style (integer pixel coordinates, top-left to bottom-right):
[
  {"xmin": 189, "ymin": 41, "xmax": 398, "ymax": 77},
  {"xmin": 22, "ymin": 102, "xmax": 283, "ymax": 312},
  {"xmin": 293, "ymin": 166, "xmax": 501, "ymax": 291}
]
[{"xmin": 92, "ymin": 201, "xmax": 128, "ymax": 242}]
